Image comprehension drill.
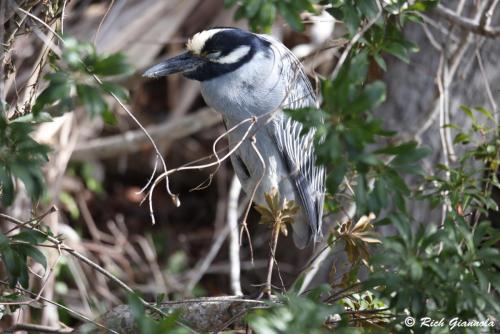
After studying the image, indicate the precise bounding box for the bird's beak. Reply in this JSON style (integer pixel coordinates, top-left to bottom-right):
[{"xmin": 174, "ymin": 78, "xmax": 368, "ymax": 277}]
[{"xmin": 143, "ymin": 51, "xmax": 205, "ymax": 78}]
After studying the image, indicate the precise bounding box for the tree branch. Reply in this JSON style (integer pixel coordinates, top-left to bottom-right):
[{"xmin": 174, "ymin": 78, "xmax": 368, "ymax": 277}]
[
  {"xmin": 5, "ymin": 323, "xmax": 72, "ymax": 334},
  {"xmin": 70, "ymin": 108, "xmax": 221, "ymax": 161},
  {"xmin": 73, "ymin": 296, "xmax": 268, "ymax": 333},
  {"xmin": 434, "ymin": 4, "xmax": 500, "ymax": 37}
]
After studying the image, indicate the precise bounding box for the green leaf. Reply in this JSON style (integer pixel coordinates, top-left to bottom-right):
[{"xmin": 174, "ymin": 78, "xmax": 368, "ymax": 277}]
[
  {"xmin": 32, "ymin": 81, "xmax": 72, "ymax": 115},
  {"xmin": 91, "ymin": 53, "xmax": 133, "ymax": 76},
  {"xmin": 12, "ymin": 230, "xmax": 47, "ymax": 244},
  {"xmin": 59, "ymin": 191, "xmax": 80, "ymax": 219},
  {"xmin": 19, "ymin": 244, "xmax": 47, "ymax": 270},
  {"xmin": 245, "ymin": 0, "xmax": 262, "ymax": 18},
  {"xmin": 2, "ymin": 247, "xmax": 24, "ymax": 287},
  {"xmin": 234, "ymin": 5, "xmax": 247, "ymax": 21},
  {"xmin": 326, "ymin": 160, "xmax": 348, "ymax": 194},
  {"xmin": 259, "ymin": 2, "xmax": 277, "ymax": 32},
  {"xmin": 382, "ymin": 41, "xmax": 410, "ymax": 63},
  {"xmin": 358, "ymin": 0, "xmax": 379, "ymax": 18},
  {"xmin": 474, "ymin": 106, "xmax": 495, "ymax": 122},
  {"xmin": 224, "ymin": 0, "xmax": 239, "ymax": 8},
  {"xmin": 407, "ymin": 0, "xmax": 438, "ymax": 12},
  {"xmin": 0, "ymin": 167, "xmax": 15, "ymax": 206},
  {"xmin": 389, "ymin": 145, "xmax": 431, "ymax": 166},
  {"xmin": 342, "ymin": 4, "xmax": 360, "ymax": 35},
  {"xmin": 101, "ymin": 109, "xmax": 118, "ymax": 125},
  {"xmin": 278, "ymin": 2, "xmax": 304, "ymax": 31},
  {"xmin": 127, "ymin": 293, "xmax": 145, "ymax": 319},
  {"xmin": 11, "ymin": 165, "xmax": 45, "ymax": 202},
  {"xmin": 10, "ymin": 112, "xmax": 53, "ymax": 124},
  {"xmin": 373, "ymin": 53, "xmax": 387, "ymax": 71},
  {"xmin": 408, "ymin": 258, "xmax": 423, "ymax": 281},
  {"xmin": 349, "ymin": 81, "xmax": 386, "ymax": 113},
  {"xmin": 347, "ymin": 52, "xmax": 369, "ymax": 84},
  {"xmin": 0, "ymin": 232, "xmax": 9, "ymax": 251},
  {"xmin": 453, "ymin": 132, "xmax": 470, "ymax": 144},
  {"xmin": 76, "ymin": 84, "xmax": 108, "ymax": 116},
  {"xmin": 460, "ymin": 104, "xmax": 476, "ymax": 121}
]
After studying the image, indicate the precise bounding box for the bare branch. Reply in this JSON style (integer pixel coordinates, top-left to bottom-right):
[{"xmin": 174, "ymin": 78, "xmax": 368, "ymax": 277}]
[
  {"xmin": 5, "ymin": 323, "xmax": 72, "ymax": 334},
  {"xmin": 434, "ymin": 4, "xmax": 500, "ymax": 37},
  {"xmin": 70, "ymin": 108, "xmax": 220, "ymax": 161},
  {"xmin": 73, "ymin": 296, "xmax": 268, "ymax": 334}
]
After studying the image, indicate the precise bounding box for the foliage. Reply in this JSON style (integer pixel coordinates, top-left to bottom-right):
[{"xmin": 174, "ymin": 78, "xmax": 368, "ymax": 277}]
[
  {"xmin": 0, "ymin": 37, "xmax": 131, "ymax": 206},
  {"xmin": 225, "ymin": 0, "xmax": 317, "ymax": 32},
  {"xmin": 247, "ymin": 287, "xmax": 342, "ymax": 334},
  {"xmin": 288, "ymin": 53, "xmax": 431, "ymax": 217},
  {"xmin": 226, "ymin": 0, "xmax": 437, "ymax": 35},
  {"xmin": 33, "ymin": 37, "xmax": 132, "ymax": 121},
  {"xmin": 0, "ymin": 230, "xmax": 48, "ymax": 288},
  {"xmin": 0, "ymin": 110, "xmax": 50, "ymax": 206},
  {"xmin": 363, "ymin": 107, "xmax": 500, "ymax": 329}
]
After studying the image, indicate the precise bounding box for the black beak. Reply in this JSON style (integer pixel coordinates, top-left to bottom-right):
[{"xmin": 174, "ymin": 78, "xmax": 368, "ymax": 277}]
[{"xmin": 143, "ymin": 51, "xmax": 205, "ymax": 78}]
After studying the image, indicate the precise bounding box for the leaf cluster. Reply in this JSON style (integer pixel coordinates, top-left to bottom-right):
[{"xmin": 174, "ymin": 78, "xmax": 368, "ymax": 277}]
[
  {"xmin": 367, "ymin": 214, "xmax": 500, "ymax": 327},
  {"xmin": 247, "ymin": 287, "xmax": 343, "ymax": 334},
  {"xmin": 225, "ymin": 0, "xmax": 318, "ymax": 32},
  {"xmin": 0, "ymin": 230, "xmax": 48, "ymax": 289},
  {"xmin": 32, "ymin": 37, "xmax": 132, "ymax": 122},
  {"xmin": 365, "ymin": 108, "xmax": 500, "ymax": 330},
  {"xmin": 0, "ymin": 111, "xmax": 50, "ymax": 206},
  {"xmin": 287, "ymin": 52, "xmax": 430, "ymax": 217},
  {"xmin": 126, "ymin": 294, "xmax": 190, "ymax": 334},
  {"xmin": 1, "ymin": 37, "xmax": 133, "ymax": 206},
  {"xmin": 332, "ymin": 213, "xmax": 380, "ymax": 265},
  {"xmin": 254, "ymin": 187, "xmax": 299, "ymax": 236}
]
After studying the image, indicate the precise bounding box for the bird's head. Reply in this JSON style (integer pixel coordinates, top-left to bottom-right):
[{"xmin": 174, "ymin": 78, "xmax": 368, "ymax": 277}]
[{"xmin": 143, "ymin": 27, "xmax": 269, "ymax": 81}]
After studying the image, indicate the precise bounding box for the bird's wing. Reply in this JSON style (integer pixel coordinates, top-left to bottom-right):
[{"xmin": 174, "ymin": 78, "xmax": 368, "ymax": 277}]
[
  {"xmin": 261, "ymin": 36, "xmax": 326, "ymax": 245},
  {"xmin": 271, "ymin": 116, "xmax": 325, "ymax": 240}
]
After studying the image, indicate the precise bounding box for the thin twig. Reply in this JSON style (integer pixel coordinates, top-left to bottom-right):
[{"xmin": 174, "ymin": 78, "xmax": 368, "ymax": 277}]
[
  {"xmin": 93, "ymin": 0, "xmax": 115, "ymax": 45},
  {"xmin": 146, "ymin": 117, "xmax": 256, "ymax": 224},
  {"xmin": 15, "ymin": 2, "xmax": 181, "ymax": 211},
  {"xmin": 330, "ymin": 0, "xmax": 382, "ymax": 80},
  {"xmin": 475, "ymin": 50, "xmax": 498, "ymax": 118},
  {"xmin": 0, "ymin": 213, "xmax": 167, "ymax": 320},
  {"xmin": 0, "ymin": 280, "xmax": 118, "ymax": 334}
]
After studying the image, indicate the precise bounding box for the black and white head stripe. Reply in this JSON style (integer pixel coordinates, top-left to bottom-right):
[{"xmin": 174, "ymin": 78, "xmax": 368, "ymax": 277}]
[
  {"xmin": 187, "ymin": 28, "xmax": 268, "ymax": 63},
  {"xmin": 183, "ymin": 28, "xmax": 270, "ymax": 81}
]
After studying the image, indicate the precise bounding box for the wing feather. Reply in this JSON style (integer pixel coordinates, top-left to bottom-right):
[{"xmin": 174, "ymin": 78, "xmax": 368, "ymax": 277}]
[{"xmin": 260, "ymin": 35, "xmax": 326, "ymax": 243}]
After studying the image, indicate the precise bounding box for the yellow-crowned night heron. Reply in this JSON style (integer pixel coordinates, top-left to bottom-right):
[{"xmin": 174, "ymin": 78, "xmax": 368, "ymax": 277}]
[{"xmin": 144, "ymin": 27, "xmax": 325, "ymax": 248}]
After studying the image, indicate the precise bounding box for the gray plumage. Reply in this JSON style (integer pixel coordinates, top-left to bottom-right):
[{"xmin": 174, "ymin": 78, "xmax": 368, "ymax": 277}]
[{"xmin": 144, "ymin": 27, "xmax": 325, "ymax": 248}]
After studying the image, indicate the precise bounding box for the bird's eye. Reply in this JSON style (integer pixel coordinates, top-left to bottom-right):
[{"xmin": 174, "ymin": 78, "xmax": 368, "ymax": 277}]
[{"xmin": 205, "ymin": 51, "xmax": 221, "ymax": 60}]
